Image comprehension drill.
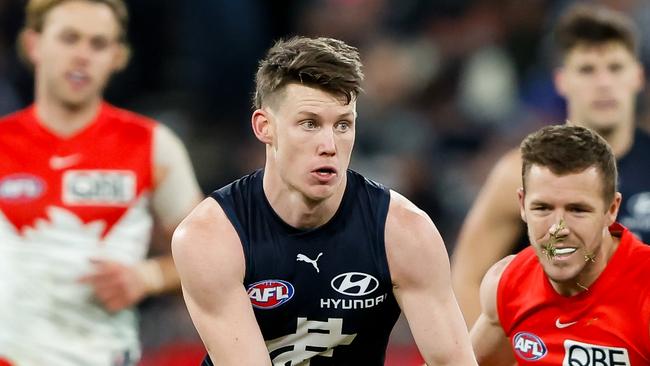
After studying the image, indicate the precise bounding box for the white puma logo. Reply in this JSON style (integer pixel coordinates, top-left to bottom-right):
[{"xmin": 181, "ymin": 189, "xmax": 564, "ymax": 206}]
[{"xmin": 296, "ymin": 252, "xmax": 323, "ymax": 273}]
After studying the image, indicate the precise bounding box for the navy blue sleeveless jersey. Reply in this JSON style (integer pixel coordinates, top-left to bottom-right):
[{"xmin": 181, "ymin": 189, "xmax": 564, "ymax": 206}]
[
  {"xmin": 202, "ymin": 169, "xmax": 402, "ymax": 366},
  {"xmin": 617, "ymin": 128, "xmax": 650, "ymax": 243},
  {"xmin": 510, "ymin": 128, "xmax": 650, "ymax": 253}
]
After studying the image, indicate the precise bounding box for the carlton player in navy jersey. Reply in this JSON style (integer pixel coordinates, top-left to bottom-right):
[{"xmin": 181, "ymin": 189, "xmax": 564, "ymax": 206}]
[
  {"xmin": 172, "ymin": 37, "xmax": 477, "ymax": 365},
  {"xmin": 452, "ymin": 4, "xmax": 650, "ymax": 329}
]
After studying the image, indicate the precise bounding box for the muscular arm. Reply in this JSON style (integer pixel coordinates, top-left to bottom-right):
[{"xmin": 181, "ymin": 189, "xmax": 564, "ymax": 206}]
[
  {"xmin": 470, "ymin": 256, "xmax": 516, "ymax": 366},
  {"xmin": 386, "ymin": 191, "xmax": 477, "ymax": 366},
  {"xmin": 145, "ymin": 124, "xmax": 203, "ymax": 293},
  {"xmin": 172, "ymin": 198, "xmax": 271, "ymax": 364},
  {"xmin": 451, "ymin": 150, "xmax": 524, "ymax": 328}
]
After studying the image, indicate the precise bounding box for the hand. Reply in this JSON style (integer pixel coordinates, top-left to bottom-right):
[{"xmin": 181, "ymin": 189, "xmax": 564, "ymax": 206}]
[{"xmin": 78, "ymin": 259, "xmax": 148, "ymax": 313}]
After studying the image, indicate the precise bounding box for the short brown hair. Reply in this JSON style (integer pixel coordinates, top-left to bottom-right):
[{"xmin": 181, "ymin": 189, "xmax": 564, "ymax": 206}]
[
  {"xmin": 253, "ymin": 36, "xmax": 364, "ymax": 109},
  {"xmin": 554, "ymin": 4, "xmax": 639, "ymax": 60},
  {"xmin": 19, "ymin": 0, "xmax": 130, "ymax": 67},
  {"xmin": 520, "ymin": 125, "xmax": 617, "ymax": 204}
]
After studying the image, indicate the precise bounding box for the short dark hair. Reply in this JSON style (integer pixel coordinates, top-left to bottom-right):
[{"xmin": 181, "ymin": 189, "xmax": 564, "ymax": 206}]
[
  {"xmin": 520, "ymin": 125, "xmax": 617, "ymax": 204},
  {"xmin": 253, "ymin": 36, "xmax": 364, "ymax": 109},
  {"xmin": 554, "ymin": 4, "xmax": 639, "ymax": 61}
]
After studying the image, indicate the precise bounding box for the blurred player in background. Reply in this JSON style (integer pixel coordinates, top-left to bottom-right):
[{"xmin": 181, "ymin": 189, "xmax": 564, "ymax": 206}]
[
  {"xmin": 471, "ymin": 124, "xmax": 650, "ymax": 365},
  {"xmin": 173, "ymin": 36, "xmax": 477, "ymax": 365},
  {"xmin": 0, "ymin": 0, "xmax": 202, "ymax": 365},
  {"xmin": 451, "ymin": 3, "xmax": 650, "ymax": 328}
]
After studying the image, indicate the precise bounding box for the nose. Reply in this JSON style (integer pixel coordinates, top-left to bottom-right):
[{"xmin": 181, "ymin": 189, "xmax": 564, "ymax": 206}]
[
  {"xmin": 317, "ymin": 128, "xmax": 336, "ymax": 156},
  {"xmin": 594, "ymin": 69, "xmax": 614, "ymax": 89},
  {"xmin": 548, "ymin": 217, "xmax": 569, "ymax": 239},
  {"xmin": 72, "ymin": 41, "xmax": 93, "ymax": 65}
]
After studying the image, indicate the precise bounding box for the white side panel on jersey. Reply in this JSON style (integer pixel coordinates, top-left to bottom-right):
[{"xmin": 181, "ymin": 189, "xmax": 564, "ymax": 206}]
[{"xmin": 0, "ymin": 196, "xmax": 152, "ymax": 366}]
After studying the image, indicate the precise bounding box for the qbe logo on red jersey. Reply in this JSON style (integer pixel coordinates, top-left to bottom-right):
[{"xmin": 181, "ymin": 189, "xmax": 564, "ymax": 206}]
[
  {"xmin": 247, "ymin": 280, "xmax": 294, "ymax": 309},
  {"xmin": 513, "ymin": 332, "xmax": 547, "ymax": 361},
  {"xmin": 62, "ymin": 170, "xmax": 136, "ymax": 206},
  {"xmin": 563, "ymin": 340, "xmax": 630, "ymax": 365}
]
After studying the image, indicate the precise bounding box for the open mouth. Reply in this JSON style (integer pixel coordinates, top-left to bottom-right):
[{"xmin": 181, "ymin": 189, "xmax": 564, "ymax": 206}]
[
  {"xmin": 550, "ymin": 247, "xmax": 579, "ymax": 260},
  {"xmin": 311, "ymin": 167, "xmax": 338, "ymax": 182},
  {"xmin": 65, "ymin": 71, "xmax": 90, "ymax": 88}
]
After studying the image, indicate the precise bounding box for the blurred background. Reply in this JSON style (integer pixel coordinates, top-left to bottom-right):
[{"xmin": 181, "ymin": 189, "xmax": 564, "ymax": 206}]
[{"xmin": 2, "ymin": 0, "xmax": 650, "ymax": 364}]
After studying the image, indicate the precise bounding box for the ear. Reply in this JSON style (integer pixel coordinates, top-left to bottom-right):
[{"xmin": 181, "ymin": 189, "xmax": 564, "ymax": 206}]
[
  {"xmin": 517, "ymin": 187, "xmax": 527, "ymax": 223},
  {"xmin": 251, "ymin": 108, "xmax": 273, "ymax": 145},
  {"xmin": 20, "ymin": 29, "xmax": 42, "ymax": 65},
  {"xmin": 553, "ymin": 67, "xmax": 567, "ymax": 98},
  {"xmin": 112, "ymin": 44, "xmax": 131, "ymax": 72},
  {"xmin": 605, "ymin": 192, "xmax": 622, "ymax": 226}
]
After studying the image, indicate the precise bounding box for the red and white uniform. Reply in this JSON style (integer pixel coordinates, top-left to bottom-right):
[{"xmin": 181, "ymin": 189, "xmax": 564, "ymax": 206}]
[
  {"xmin": 498, "ymin": 223, "xmax": 650, "ymax": 365},
  {"xmin": 0, "ymin": 102, "xmax": 197, "ymax": 365}
]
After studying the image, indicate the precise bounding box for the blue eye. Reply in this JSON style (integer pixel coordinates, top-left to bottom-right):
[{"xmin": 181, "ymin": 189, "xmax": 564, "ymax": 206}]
[{"xmin": 335, "ymin": 121, "xmax": 350, "ymax": 132}]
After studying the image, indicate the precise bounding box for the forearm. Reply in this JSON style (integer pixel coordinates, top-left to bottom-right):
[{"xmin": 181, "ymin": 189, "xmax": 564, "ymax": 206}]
[{"xmin": 136, "ymin": 255, "xmax": 180, "ymax": 296}]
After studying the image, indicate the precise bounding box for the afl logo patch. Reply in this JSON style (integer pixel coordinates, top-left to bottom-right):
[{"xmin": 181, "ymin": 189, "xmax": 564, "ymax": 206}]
[
  {"xmin": 513, "ymin": 332, "xmax": 547, "ymax": 361},
  {"xmin": 247, "ymin": 280, "xmax": 294, "ymax": 309},
  {"xmin": 0, "ymin": 174, "xmax": 45, "ymax": 203}
]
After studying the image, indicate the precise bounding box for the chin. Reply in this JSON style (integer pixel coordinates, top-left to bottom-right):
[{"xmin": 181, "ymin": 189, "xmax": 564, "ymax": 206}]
[
  {"xmin": 305, "ymin": 187, "xmax": 335, "ymax": 202},
  {"xmin": 542, "ymin": 264, "xmax": 582, "ymax": 284}
]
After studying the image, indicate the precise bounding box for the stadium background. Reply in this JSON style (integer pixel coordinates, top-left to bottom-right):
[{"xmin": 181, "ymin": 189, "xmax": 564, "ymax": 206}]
[{"xmin": 1, "ymin": 0, "xmax": 649, "ymax": 364}]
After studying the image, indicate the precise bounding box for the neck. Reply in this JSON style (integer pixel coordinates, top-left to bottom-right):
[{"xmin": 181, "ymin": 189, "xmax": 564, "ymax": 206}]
[
  {"xmin": 571, "ymin": 116, "xmax": 635, "ymax": 158},
  {"xmin": 35, "ymin": 93, "xmax": 102, "ymax": 138},
  {"xmin": 262, "ymin": 163, "xmax": 346, "ymax": 230},
  {"xmin": 600, "ymin": 122, "xmax": 635, "ymax": 158}
]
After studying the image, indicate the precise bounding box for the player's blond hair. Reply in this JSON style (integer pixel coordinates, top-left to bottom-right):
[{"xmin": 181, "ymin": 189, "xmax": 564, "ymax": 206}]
[{"xmin": 18, "ymin": 0, "xmax": 130, "ymax": 68}]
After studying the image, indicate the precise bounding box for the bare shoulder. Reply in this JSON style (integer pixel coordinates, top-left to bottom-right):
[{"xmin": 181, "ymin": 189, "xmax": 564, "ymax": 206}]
[
  {"xmin": 385, "ymin": 190, "xmax": 438, "ymax": 248},
  {"xmin": 172, "ymin": 197, "xmax": 245, "ymax": 284},
  {"xmin": 480, "ymin": 255, "xmax": 515, "ymax": 318},
  {"xmin": 173, "ymin": 197, "xmax": 228, "ymax": 246},
  {"xmin": 471, "ymin": 148, "xmax": 522, "ymax": 219},
  {"xmin": 385, "ymin": 191, "xmax": 448, "ymax": 285},
  {"xmin": 482, "ymin": 255, "xmax": 515, "ymax": 291}
]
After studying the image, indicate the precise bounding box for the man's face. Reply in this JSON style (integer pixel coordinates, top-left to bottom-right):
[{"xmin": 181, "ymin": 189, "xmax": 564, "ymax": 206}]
[
  {"xmin": 30, "ymin": 1, "xmax": 125, "ymax": 107},
  {"xmin": 555, "ymin": 42, "xmax": 643, "ymax": 134},
  {"xmin": 265, "ymin": 83, "xmax": 356, "ymax": 202},
  {"xmin": 518, "ymin": 165, "xmax": 620, "ymax": 286}
]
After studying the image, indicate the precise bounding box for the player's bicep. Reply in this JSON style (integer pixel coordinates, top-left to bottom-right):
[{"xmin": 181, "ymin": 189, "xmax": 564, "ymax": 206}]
[
  {"xmin": 470, "ymin": 256, "xmax": 516, "ymax": 365},
  {"xmin": 172, "ymin": 198, "xmax": 269, "ymax": 364},
  {"xmin": 386, "ymin": 192, "xmax": 476, "ymax": 365},
  {"xmin": 151, "ymin": 124, "xmax": 203, "ymax": 233}
]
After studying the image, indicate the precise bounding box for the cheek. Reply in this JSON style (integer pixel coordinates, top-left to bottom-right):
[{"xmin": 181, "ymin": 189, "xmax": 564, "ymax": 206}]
[{"xmin": 524, "ymin": 214, "xmax": 553, "ymax": 241}]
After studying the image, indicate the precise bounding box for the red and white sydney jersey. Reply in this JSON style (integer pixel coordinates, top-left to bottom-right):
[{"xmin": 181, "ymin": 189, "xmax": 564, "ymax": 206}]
[
  {"xmin": 497, "ymin": 223, "xmax": 650, "ymax": 365},
  {"xmin": 0, "ymin": 102, "xmax": 157, "ymax": 365}
]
